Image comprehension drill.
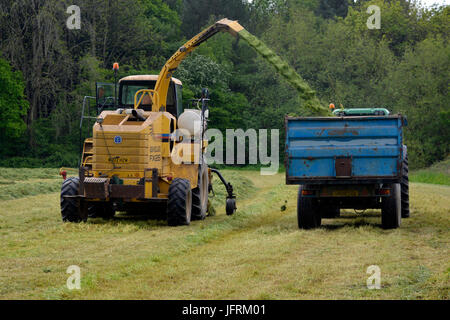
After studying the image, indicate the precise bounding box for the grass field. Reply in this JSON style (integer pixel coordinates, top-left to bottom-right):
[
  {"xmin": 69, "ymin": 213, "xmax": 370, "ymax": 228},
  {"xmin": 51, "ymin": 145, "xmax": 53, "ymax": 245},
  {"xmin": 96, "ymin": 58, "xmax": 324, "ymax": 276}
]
[
  {"xmin": 0, "ymin": 168, "xmax": 448, "ymax": 300},
  {"xmin": 410, "ymin": 157, "xmax": 450, "ymax": 186}
]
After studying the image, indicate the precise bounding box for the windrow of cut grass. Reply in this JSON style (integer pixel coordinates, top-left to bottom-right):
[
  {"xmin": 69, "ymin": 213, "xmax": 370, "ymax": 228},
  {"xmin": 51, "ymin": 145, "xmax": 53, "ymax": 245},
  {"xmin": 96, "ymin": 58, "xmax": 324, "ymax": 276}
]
[
  {"xmin": 0, "ymin": 168, "xmax": 63, "ymax": 200},
  {"xmin": 0, "ymin": 168, "xmax": 448, "ymax": 300}
]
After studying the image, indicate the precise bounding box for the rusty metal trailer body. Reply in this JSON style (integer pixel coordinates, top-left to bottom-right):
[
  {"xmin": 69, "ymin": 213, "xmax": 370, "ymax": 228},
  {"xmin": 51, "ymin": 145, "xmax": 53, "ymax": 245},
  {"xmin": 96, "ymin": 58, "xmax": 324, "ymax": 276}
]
[{"xmin": 285, "ymin": 114, "xmax": 408, "ymax": 229}]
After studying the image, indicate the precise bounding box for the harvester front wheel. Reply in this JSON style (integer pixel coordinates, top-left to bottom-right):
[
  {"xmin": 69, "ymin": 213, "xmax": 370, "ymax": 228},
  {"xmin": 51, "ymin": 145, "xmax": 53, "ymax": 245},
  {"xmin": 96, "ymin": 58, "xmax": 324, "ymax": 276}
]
[
  {"xmin": 60, "ymin": 177, "xmax": 83, "ymax": 223},
  {"xmin": 191, "ymin": 164, "xmax": 209, "ymax": 220},
  {"xmin": 167, "ymin": 178, "xmax": 192, "ymax": 226}
]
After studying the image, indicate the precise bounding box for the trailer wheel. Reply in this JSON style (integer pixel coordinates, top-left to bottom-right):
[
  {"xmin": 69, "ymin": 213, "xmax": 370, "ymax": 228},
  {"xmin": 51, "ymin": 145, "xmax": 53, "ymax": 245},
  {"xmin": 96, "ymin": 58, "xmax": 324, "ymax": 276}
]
[
  {"xmin": 297, "ymin": 186, "xmax": 321, "ymax": 229},
  {"xmin": 381, "ymin": 183, "xmax": 401, "ymax": 229},
  {"xmin": 167, "ymin": 178, "xmax": 192, "ymax": 226},
  {"xmin": 191, "ymin": 164, "xmax": 208, "ymax": 220},
  {"xmin": 60, "ymin": 177, "xmax": 83, "ymax": 222},
  {"xmin": 401, "ymin": 155, "xmax": 410, "ymax": 218}
]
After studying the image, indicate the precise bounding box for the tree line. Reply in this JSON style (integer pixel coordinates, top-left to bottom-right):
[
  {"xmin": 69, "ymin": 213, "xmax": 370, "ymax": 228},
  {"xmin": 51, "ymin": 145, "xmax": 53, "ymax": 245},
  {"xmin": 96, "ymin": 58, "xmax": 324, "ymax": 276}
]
[{"xmin": 0, "ymin": 0, "xmax": 448, "ymax": 169}]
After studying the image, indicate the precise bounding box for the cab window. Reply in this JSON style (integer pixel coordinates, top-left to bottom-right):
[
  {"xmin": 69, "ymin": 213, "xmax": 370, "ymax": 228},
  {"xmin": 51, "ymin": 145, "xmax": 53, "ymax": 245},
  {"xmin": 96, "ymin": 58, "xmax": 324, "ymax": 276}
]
[
  {"xmin": 175, "ymin": 84, "xmax": 184, "ymax": 117},
  {"xmin": 119, "ymin": 80, "xmax": 178, "ymax": 117}
]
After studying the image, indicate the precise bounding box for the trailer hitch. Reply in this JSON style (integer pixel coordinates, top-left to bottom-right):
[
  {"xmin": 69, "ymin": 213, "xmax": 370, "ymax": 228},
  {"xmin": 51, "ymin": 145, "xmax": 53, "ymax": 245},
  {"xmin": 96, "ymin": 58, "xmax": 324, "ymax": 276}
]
[{"xmin": 210, "ymin": 168, "xmax": 236, "ymax": 215}]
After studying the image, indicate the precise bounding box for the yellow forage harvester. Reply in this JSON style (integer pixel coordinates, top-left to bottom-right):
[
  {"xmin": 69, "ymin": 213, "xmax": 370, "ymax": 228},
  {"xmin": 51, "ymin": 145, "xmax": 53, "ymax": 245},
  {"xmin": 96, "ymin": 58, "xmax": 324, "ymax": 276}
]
[{"xmin": 60, "ymin": 19, "xmax": 326, "ymax": 226}]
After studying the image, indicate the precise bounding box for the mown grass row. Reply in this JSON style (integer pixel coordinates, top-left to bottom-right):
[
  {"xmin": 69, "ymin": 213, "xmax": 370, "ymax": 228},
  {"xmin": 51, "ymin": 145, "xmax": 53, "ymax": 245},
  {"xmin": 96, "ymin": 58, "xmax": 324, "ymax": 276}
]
[
  {"xmin": 0, "ymin": 167, "xmax": 255, "ymax": 202},
  {"xmin": 0, "ymin": 168, "xmax": 63, "ymax": 200},
  {"xmin": 0, "ymin": 170, "xmax": 448, "ymax": 299},
  {"xmin": 0, "ymin": 170, "xmax": 258, "ymax": 299}
]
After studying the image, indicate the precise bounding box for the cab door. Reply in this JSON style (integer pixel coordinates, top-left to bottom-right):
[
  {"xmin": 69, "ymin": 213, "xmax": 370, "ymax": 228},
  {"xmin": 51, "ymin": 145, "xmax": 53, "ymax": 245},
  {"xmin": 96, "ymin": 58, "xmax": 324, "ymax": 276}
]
[
  {"xmin": 96, "ymin": 82, "xmax": 116, "ymax": 114},
  {"xmin": 175, "ymin": 84, "xmax": 184, "ymax": 118}
]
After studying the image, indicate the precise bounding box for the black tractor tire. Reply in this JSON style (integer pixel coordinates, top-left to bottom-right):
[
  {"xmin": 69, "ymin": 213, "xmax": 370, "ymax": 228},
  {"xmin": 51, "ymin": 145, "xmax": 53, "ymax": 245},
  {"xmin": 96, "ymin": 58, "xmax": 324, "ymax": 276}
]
[
  {"xmin": 297, "ymin": 186, "xmax": 321, "ymax": 229},
  {"xmin": 191, "ymin": 164, "xmax": 209, "ymax": 220},
  {"xmin": 401, "ymin": 155, "xmax": 410, "ymax": 218},
  {"xmin": 167, "ymin": 178, "xmax": 192, "ymax": 226},
  {"xmin": 60, "ymin": 177, "xmax": 83, "ymax": 222},
  {"xmin": 320, "ymin": 205, "xmax": 340, "ymax": 218},
  {"xmin": 381, "ymin": 183, "xmax": 401, "ymax": 229}
]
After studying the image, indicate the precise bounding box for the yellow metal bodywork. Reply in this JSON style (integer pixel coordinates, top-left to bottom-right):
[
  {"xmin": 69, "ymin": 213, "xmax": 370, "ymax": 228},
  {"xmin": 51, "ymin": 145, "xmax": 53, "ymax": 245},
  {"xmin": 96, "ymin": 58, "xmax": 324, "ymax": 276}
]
[{"xmin": 85, "ymin": 109, "xmax": 199, "ymax": 200}]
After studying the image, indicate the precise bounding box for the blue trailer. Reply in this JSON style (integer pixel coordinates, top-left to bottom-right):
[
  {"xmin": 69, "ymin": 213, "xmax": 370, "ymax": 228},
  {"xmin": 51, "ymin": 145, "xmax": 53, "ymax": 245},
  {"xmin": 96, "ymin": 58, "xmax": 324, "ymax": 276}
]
[{"xmin": 285, "ymin": 110, "xmax": 409, "ymax": 229}]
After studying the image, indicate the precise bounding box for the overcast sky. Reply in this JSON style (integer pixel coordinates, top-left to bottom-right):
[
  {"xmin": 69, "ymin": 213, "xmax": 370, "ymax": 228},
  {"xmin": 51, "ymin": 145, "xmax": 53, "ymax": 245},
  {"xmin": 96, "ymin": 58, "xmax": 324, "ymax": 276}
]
[
  {"xmin": 418, "ymin": 0, "xmax": 449, "ymax": 7},
  {"xmin": 245, "ymin": 1, "xmax": 449, "ymax": 7}
]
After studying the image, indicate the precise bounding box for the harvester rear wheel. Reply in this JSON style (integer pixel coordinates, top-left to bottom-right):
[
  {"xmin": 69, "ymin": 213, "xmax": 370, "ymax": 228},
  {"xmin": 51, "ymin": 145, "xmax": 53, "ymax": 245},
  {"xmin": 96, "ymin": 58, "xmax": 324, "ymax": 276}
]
[
  {"xmin": 381, "ymin": 183, "xmax": 401, "ymax": 229},
  {"xmin": 401, "ymin": 155, "xmax": 410, "ymax": 218},
  {"xmin": 167, "ymin": 178, "xmax": 192, "ymax": 226},
  {"xmin": 297, "ymin": 186, "xmax": 321, "ymax": 229},
  {"xmin": 60, "ymin": 177, "xmax": 83, "ymax": 222},
  {"xmin": 191, "ymin": 164, "xmax": 208, "ymax": 220}
]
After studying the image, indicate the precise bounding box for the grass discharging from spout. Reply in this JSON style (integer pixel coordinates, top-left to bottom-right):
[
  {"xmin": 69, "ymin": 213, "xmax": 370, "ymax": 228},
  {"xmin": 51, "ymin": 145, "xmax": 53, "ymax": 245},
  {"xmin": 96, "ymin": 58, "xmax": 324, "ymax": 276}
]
[{"xmin": 238, "ymin": 29, "xmax": 328, "ymax": 115}]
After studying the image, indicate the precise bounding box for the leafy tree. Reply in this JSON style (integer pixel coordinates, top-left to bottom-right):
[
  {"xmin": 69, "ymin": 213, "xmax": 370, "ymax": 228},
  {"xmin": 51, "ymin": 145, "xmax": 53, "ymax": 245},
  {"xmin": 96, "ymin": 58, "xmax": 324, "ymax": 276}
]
[
  {"xmin": 0, "ymin": 0, "xmax": 448, "ymax": 169},
  {"xmin": 0, "ymin": 58, "xmax": 29, "ymax": 156},
  {"xmin": 315, "ymin": 0, "xmax": 350, "ymax": 19},
  {"xmin": 181, "ymin": 0, "xmax": 250, "ymax": 37},
  {"xmin": 386, "ymin": 37, "xmax": 450, "ymax": 168},
  {"xmin": 345, "ymin": 0, "xmax": 428, "ymax": 55},
  {"xmin": 0, "ymin": 58, "xmax": 29, "ymax": 137}
]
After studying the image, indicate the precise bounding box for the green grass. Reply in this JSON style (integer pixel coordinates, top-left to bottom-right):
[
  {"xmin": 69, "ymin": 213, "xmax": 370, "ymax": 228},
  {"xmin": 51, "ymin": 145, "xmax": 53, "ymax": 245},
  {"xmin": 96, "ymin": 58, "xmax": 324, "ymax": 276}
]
[
  {"xmin": 0, "ymin": 168, "xmax": 448, "ymax": 300},
  {"xmin": 0, "ymin": 168, "xmax": 63, "ymax": 200},
  {"xmin": 410, "ymin": 157, "xmax": 450, "ymax": 186}
]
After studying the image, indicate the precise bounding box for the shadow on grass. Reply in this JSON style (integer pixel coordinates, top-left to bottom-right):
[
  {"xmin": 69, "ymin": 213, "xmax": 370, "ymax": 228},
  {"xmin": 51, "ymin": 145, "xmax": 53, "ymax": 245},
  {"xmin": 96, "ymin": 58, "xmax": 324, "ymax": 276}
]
[
  {"xmin": 321, "ymin": 220, "xmax": 382, "ymax": 230},
  {"xmin": 86, "ymin": 201, "xmax": 170, "ymax": 229},
  {"xmin": 338, "ymin": 211, "xmax": 381, "ymax": 219},
  {"xmin": 87, "ymin": 211, "xmax": 169, "ymax": 229},
  {"xmin": 321, "ymin": 211, "xmax": 382, "ymax": 230}
]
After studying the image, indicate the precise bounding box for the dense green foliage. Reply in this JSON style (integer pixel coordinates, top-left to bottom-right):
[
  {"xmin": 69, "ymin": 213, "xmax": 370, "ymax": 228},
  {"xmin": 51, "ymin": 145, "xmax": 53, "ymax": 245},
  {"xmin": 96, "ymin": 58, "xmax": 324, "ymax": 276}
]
[
  {"xmin": 0, "ymin": 58, "xmax": 29, "ymax": 148},
  {"xmin": 0, "ymin": 0, "xmax": 448, "ymax": 169}
]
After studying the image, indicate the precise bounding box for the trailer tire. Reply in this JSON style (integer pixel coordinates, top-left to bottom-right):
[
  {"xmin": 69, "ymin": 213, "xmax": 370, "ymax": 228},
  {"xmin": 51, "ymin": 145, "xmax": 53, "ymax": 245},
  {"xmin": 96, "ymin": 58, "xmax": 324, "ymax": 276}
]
[
  {"xmin": 191, "ymin": 164, "xmax": 208, "ymax": 220},
  {"xmin": 167, "ymin": 178, "xmax": 192, "ymax": 226},
  {"xmin": 381, "ymin": 183, "xmax": 401, "ymax": 229},
  {"xmin": 297, "ymin": 186, "xmax": 321, "ymax": 229},
  {"xmin": 60, "ymin": 177, "xmax": 83, "ymax": 223},
  {"xmin": 401, "ymin": 155, "xmax": 410, "ymax": 218}
]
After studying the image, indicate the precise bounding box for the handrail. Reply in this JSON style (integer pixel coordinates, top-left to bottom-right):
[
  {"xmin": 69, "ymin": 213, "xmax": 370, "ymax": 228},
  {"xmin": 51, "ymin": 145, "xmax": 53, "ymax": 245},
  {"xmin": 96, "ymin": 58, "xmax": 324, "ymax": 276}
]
[
  {"xmin": 79, "ymin": 96, "xmax": 96, "ymax": 167},
  {"xmin": 134, "ymin": 89, "xmax": 160, "ymax": 111},
  {"xmin": 83, "ymin": 156, "xmax": 93, "ymax": 167},
  {"xmin": 80, "ymin": 96, "xmax": 96, "ymax": 129}
]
